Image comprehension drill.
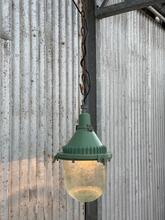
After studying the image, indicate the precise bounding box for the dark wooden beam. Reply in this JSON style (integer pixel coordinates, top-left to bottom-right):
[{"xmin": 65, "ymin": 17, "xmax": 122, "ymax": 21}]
[
  {"xmin": 96, "ymin": 0, "xmax": 165, "ymax": 19},
  {"xmin": 85, "ymin": 0, "xmax": 98, "ymax": 219}
]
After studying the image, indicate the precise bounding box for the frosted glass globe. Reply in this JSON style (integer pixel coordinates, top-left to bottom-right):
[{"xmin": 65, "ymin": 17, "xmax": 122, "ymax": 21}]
[{"xmin": 63, "ymin": 160, "xmax": 106, "ymax": 202}]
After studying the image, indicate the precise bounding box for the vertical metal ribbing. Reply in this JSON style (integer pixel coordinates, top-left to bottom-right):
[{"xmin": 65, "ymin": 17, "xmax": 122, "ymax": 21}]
[
  {"xmin": 96, "ymin": 10, "xmax": 165, "ymax": 220},
  {"xmin": 52, "ymin": 0, "xmax": 60, "ymax": 218},
  {"xmin": 147, "ymin": 14, "xmax": 153, "ymax": 220},
  {"xmin": 10, "ymin": 1, "xmax": 20, "ymax": 219},
  {"xmin": 0, "ymin": 0, "xmax": 84, "ymax": 219},
  {"xmin": 19, "ymin": 1, "xmax": 31, "ymax": 219},
  {"xmin": 28, "ymin": 0, "xmax": 38, "ymax": 219},
  {"xmin": 0, "ymin": 1, "xmax": 11, "ymax": 220},
  {"xmin": 0, "ymin": 39, "xmax": 10, "ymax": 220},
  {"xmin": 45, "ymin": 0, "xmax": 53, "ymax": 219},
  {"xmin": 36, "ymin": 1, "xmax": 46, "ymax": 219},
  {"xmin": 66, "ymin": 0, "xmax": 74, "ymax": 219},
  {"xmin": 0, "ymin": 0, "xmax": 11, "ymax": 39},
  {"xmin": 58, "ymin": 0, "xmax": 67, "ymax": 218}
]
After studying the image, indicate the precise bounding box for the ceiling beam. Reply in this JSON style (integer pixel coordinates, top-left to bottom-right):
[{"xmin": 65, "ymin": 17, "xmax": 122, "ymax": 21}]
[
  {"xmin": 96, "ymin": 0, "xmax": 165, "ymax": 19},
  {"xmin": 100, "ymin": 0, "xmax": 109, "ymax": 8},
  {"xmin": 154, "ymin": 2, "xmax": 165, "ymax": 16}
]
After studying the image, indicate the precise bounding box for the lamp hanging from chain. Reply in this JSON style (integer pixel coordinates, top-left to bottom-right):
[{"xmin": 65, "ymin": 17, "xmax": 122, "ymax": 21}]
[{"xmin": 53, "ymin": 0, "xmax": 112, "ymax": 203}]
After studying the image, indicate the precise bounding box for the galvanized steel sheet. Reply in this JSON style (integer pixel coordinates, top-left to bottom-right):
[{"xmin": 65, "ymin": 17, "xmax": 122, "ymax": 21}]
[
  {"xmin": 0, "ymin": 0, "xmax": 84, "ymax": 220},
  {"xmin": 96, "ymin": 10, "xmax": 165, "ymax": 220}
]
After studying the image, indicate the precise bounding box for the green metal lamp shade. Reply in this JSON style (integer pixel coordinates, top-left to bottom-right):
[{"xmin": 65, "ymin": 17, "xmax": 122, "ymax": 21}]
[{"xmin": 54, "ymin": 112, "xmax": 112, "ymax": 162}]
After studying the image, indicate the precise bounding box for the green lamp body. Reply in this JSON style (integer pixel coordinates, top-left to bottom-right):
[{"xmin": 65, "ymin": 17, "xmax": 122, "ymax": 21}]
[{"xmin": 54, "ymin": 112, "xmax": 112, "ymax": 202}]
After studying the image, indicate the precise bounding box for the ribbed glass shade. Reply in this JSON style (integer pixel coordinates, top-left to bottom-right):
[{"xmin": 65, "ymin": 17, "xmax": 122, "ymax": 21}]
[{"xmin": 63, "ymin": 160, "xmax": 106, "ymax": 202}]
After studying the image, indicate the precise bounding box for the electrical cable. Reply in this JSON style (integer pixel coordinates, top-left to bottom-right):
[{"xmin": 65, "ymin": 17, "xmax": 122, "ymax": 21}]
[
  {"xmin": 72, "ymin": 0, "xmax": 91, "ymax": 110},
  {"xmin": 72, "ymin": 0, "xmax": 82, "ymax": 14}
]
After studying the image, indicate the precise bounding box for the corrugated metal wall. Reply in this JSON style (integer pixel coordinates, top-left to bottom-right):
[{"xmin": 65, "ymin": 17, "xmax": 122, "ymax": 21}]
[
  {"xmin": 0, "ymin": 0, "xmax": 84, "ymax": 220},
  {"xmin": 1, "ymin": 1, "xmax": 165, "ymax": 220},
  {"xmin": 96, "ymin": 11, "xmax": 165, "ymax": 220}
]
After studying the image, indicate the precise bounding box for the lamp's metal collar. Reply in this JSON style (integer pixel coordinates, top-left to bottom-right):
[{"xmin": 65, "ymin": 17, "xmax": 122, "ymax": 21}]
[{"xmin": 53, "ymin": 112, "xmax": 112, "ymax": 163}]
